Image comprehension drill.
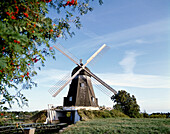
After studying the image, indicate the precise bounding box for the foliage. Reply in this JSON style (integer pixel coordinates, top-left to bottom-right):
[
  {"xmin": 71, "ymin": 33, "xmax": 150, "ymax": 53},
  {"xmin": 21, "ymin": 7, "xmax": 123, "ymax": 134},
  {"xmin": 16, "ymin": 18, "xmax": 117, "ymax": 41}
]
[
  {"xmin": 141, "ymin": 111, "xmax": 170, "ymax": 118},
  {"xmin": 0, "ymin": 0, "xmax": 103, "ymax": 111},
  {"xmin": 0, "ymin": 110, "xmax": 43, "ymax": 125},
  {"xmin": 78, "ymin": 109, "xmax": 129, "ymax": 121},
  {"xmin": 111, "ymin": 90, "xmax": 141, "ymax": 118},
  {"xmin": 150, "ymin": 114, "xmax": 167, "ymax": 118},
  {"xmin": 30, "ymin": 110, "xmax": 47, "ymax": 123},
  {"xmin": 142, "ymin": 110, "xmax": 149, "ymax": 118},
  {"xmin": 62, "ymin": 118, "xmax": 170, "ymax": 134}
]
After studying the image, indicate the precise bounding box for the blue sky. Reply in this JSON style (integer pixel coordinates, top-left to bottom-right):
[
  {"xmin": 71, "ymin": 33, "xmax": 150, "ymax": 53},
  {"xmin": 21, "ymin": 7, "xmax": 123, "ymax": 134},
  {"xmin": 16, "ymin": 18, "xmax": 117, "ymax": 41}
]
[{"xmin": 10, "ymin": 0, "xmax": 170, "ymax": 113}]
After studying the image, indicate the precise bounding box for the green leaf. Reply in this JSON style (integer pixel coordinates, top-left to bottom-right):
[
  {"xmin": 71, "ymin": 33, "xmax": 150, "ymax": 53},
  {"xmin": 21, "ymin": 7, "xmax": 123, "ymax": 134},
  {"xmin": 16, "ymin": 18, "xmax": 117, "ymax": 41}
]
[
  {"xmin": 14, "ymin": 26, "xmax": 18, "ymax": 32},
  {"xmin": 0, "ymin": 57, "xmax": 7, "ymax": 69}
]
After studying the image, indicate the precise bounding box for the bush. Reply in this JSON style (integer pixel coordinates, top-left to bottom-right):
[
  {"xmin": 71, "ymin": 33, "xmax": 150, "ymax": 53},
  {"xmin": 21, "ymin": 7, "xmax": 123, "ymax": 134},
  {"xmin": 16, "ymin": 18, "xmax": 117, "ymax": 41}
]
[
  {"xmin": 150, "ymin": 114, "xmax": 166, "ymax": 118},
  {"xmin": 142, "ymin": 112, "xmax": 149, "ymax": 118},
  {"xmin": 30, "ymin": 110, "xmax": 47, "ymax": 123},
  {"xmin": 110, "ymin": 110, "xmax": 129, "ymax": 118},
  {"xmin": 83, "ymin": 110, "xmax": 95, "ymax": 119},
  {"xmin": 77, "ymin": 109, "xmax": 129, "ymax": 120},
  {"xmin": 101, "ymin": 111, "xmax": 112, "ymax": 118}
]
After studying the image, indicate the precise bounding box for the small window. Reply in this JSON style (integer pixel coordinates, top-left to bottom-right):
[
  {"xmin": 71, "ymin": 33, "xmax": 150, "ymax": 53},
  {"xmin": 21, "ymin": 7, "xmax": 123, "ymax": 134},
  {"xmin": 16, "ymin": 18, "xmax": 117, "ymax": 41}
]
[
  {"xmin": 91, "ymin": 97, "xmax": 94, "ymax": 102},
  {"xmin": 69, "ymin": 96, "xmax": 72, "ymax": 101},
  {"xmin": 80, "ymin": 83, "xmax": 85, "ymax": 87}
]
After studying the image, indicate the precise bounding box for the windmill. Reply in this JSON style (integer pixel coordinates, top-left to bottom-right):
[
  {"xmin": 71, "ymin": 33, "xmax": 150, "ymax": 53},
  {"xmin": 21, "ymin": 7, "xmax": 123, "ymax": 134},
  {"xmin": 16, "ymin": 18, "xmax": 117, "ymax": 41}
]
[{"xmin": 49, "ymin": 44, "xmax": 117, "ymax": 110}]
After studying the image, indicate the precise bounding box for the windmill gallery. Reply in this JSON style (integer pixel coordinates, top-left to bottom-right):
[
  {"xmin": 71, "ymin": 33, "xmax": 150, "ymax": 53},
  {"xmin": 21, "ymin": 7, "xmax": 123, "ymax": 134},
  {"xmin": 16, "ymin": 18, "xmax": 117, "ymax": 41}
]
[{"xmin": 47, "ymin": 44, "xmax": 117, "ymax": 124}]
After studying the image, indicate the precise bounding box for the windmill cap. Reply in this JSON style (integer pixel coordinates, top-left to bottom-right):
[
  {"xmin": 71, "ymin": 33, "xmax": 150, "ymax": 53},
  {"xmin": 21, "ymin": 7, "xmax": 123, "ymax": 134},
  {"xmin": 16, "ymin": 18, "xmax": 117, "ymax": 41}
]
[{"xmin": 71, "ymin": 66, "xmax": 91, "ymax": 77}]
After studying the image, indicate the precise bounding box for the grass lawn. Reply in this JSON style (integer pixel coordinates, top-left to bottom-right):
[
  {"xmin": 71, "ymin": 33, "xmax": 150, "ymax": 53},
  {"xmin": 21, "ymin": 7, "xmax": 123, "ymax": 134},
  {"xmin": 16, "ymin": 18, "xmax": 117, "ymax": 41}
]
[{"xmin": 62, "ymin": 118, "xmax": 170, "ymax": 134}]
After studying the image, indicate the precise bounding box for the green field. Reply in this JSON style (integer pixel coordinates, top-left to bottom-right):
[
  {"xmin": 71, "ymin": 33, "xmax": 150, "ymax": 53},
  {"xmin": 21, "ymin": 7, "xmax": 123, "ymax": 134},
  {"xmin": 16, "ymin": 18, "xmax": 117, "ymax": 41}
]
[{"xmin": 62, "ymin": 118, "xmax": 170, "ymax": 134}]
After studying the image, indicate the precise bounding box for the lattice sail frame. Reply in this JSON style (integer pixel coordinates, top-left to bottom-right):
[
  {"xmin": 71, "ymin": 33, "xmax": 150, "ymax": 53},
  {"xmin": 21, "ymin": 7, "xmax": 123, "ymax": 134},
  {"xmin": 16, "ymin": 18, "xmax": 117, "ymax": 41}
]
[{"xmin": 48, "ymin": 44, "xmax": 117, "ymax": 97}]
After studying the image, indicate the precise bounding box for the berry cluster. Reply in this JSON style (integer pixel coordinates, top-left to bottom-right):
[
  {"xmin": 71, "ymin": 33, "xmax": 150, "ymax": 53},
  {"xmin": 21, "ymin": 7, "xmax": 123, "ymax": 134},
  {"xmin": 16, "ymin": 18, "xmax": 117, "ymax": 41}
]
[
  {"xmin": 14, "ymin": 40, "xmax": 20, "ymax": 44},
  {"xmin": 32, "ymin": 57, "xmax": 39, "ymax": 63},
  {"xmin": 23, "ymin": 13, "xmax": 29, "ymax": 18},
  {"xmin": 21, "ymin": 72, "xmax": 29, "ymax": 78},
  {"xmin": 5, "ymin": 3, "xmax": 29, "ymax": 20},
  {"xmin": 2, "ymin": 47, "xmax": 5, "ymax": 51},
  {"xmin": 42, "ymin": 0, "xmax": 52, "ymax": 3},
  {"xmin": 0, "ymin": 69, "xmax": 4, "ymax": 73},
  {"xmin": 64, "ymin": 0, "xmax": 77, "ymax": 7}
]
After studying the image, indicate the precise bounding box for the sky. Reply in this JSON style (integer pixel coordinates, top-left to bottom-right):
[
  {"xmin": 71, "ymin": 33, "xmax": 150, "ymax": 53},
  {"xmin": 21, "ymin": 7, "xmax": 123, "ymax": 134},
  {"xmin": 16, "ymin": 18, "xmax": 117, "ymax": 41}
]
[{"xmin": 10, "ymin": 0, "xmax": 170, "ymax": 113}]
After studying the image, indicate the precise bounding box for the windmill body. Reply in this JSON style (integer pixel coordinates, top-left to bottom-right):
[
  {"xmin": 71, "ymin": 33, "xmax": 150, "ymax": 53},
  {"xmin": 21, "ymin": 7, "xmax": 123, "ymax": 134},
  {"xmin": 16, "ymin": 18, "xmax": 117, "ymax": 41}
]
[{"xmin": 64, "ymin": 66, "xmax": 98, "ymax": 109}]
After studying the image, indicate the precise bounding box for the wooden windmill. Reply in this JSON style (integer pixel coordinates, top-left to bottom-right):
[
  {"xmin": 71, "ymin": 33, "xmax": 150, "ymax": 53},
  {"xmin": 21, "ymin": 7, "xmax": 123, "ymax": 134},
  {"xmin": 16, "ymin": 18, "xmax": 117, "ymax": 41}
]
[{"xmin": 49, "ymin": 44, "xmax": 117, "ymax": 110}]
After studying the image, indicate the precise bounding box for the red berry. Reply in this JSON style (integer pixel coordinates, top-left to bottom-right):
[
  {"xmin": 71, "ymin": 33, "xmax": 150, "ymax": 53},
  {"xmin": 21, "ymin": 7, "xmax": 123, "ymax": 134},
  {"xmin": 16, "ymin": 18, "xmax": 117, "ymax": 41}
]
[
  {"xmin": 6, "ymin": 12, "xmax": 10, "ymax": 16},
  {"xmin": 46, "ymin": 0, "xmax": 52, "ymax": 3},
  {"xmin": 15, "ymin": 6, "xmax": 18, "ymax": 8},
  {"xmin": 15, "ymin": 7, "xmax": 19, "ymax": 14},
  {"xmin": 2, "ymin": 47, "xmax": 5, "ymax": 50},
  {"xmin": 34, "ymin": 59, "xmax": 38, "ymax": 63},
  {"xmin": 66, "ymin": 1, "xmax": 69, "ymax": 6},
  {"xmin": 50, "ymin": 47, "xmax": 53, "ymax": 50},
  {"xmin": 26, "ymin": 72, "xmax": 29, "ymax": 76},
  {"xmin": 23, "ymin": 13, "xmax": 29, "ymax": 18},
  {"xmin": 71, "ymin": 0, "xmax": 74, "ymax": 4},
  {"xmin": 11, "ymin": 15, "xmax": 16, "ymax": 19}
]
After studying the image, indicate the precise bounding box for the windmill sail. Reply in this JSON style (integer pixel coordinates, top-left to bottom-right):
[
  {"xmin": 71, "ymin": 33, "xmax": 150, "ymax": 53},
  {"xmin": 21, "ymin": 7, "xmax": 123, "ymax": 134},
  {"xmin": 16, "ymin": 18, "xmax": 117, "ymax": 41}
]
[
  {"xmin": 48, "ymin": 73, "xmax": 70, "ymax": 96},
  {"xmin": 53, "ymin": 44, "xmax": 79, "ymax": 65},
  {"xmin": 49, "ymin": 43, "xmax": 117, "ymax": 109},
  {"xmin": 50, "ymin": 44, "xmax": 108, "ymax": 97},
  {"xmin": 52, "ymin": 68, "xmax": 83, "ymax": 97},
  {"xmin": 84, "ymin": 69, "xmax": 117, "ymax": 94},
  {"xmin": 91, "ymin": 78, "xmax": 113, "ymax": 97}
]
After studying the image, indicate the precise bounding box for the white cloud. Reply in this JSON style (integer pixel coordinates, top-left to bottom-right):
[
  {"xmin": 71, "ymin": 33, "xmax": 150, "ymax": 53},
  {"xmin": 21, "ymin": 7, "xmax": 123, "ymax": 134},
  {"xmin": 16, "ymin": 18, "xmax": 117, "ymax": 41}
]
[
  {"xmin": 33, "ymin": 69, "xmax": 70, "ymax": 88},
  {"xmin": 98, "ymin": 73, "xmax": 170, "ymax": 89},
  {"xmin": 119, "ymin": 51, "xmax": 141, "ymax": 74},
  {"xmin": 69, "ymin": 19, "xmax": 169, "ymax": 53},
  {"xmin": 35, "ymin": 68, "xmax": 170, "ymax": 89}
]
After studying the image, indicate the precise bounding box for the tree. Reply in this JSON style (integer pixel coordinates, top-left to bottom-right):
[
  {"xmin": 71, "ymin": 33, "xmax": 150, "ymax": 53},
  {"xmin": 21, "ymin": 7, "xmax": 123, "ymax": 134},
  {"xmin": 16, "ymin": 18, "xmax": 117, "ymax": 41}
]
[
  {"xmin": 0, "ymin": 0, "xmax": 103, "ymax": 111},
  {"xmin": 142, "ymin": 110, "xmax": 149, "ymax": 118},
  {"xmin": 111, "ymin": 90, "xmax": 140, "ymax": 118}
]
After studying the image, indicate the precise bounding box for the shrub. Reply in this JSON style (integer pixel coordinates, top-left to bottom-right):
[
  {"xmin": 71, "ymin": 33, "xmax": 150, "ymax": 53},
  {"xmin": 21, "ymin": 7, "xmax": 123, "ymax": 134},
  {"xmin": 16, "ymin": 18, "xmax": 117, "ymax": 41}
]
[
  {"xmin": 78, "ymin": 109, "xmax": 129, "ymax": 120},
  {"xmin": 30, "ymin": 110, "xmax": 47, "ymax": 123},
  {"xmin": 110, "ymin": 110, "xmax": 129, "ymax": 118},
  {"xmin": 150, "ymin": 114, "xmax": 166, "ymax": 118}
]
